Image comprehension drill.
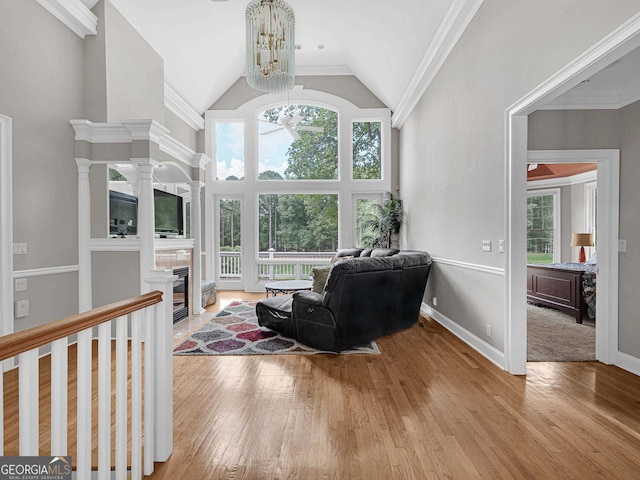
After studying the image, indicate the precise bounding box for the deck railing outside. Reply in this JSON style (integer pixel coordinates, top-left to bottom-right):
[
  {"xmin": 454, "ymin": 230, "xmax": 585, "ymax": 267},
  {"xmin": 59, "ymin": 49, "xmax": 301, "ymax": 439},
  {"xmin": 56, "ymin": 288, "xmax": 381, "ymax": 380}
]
[
  {"xmin": 0, "ymin": 270, "xmax": 176, "ymax": 480},
  {"xmin": 219, "ymin": 250, "xmax": 334, "ymax": 281}
]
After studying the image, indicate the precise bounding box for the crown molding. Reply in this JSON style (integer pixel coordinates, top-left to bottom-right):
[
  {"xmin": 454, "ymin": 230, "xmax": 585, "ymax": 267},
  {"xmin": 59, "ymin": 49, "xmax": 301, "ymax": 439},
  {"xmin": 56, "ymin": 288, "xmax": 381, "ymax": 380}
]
[
  {"xmin": 538, "ymin": 76, "xmax": 640, "ymax": 110},
  {"xmin": 70, "ymin": 119, "xmax": 209, "ymax": 169},
  {"xmin": 391, "ymin": 0, "xmax": 484, "ymax": 128},
  {"xmin": 35, "ymin": 0, "xmax": 97, "ymax": 38},
  {"xmin": 527, "ymin": 169, "xmax": 597, "ymax": 189},
  {"xmin": 165, "ymin": 84, "xmax": 205, "ymax": 131}
]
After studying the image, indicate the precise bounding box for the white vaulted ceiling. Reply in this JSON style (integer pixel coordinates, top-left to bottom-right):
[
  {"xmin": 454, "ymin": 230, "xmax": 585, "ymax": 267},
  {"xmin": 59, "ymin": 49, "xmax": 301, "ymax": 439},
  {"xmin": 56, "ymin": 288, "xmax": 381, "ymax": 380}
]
[{"xmin": 104, "ymin": 0, "xmax": 482, "ymax": 121}]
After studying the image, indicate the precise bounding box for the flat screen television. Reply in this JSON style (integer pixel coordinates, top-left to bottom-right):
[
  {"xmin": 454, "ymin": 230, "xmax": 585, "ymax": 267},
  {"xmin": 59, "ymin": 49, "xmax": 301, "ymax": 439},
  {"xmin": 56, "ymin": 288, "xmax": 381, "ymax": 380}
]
[
  {"xmin": 154, "ymin": 189, "xmax": 184, "ymax": 237},
  {"xmin": 109, "ymin": 190, "xmax": 137, "ymax": 236}
]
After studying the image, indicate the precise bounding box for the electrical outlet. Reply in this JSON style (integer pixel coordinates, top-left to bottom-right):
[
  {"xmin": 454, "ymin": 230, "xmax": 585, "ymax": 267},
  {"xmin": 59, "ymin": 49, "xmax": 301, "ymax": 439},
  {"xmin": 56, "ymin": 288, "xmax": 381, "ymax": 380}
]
[
  {"xmin": 15, "ymin": 278, "xmax": 28, "ymax": 292},
  {"xmin": 499, "ymin": 240, "xmax": 505, "ymax": 253},
  {"xmin": 486, "ymin": 324, "xmax": 492, "ymax": 338},
  {"xmin": 482, "ymin": 240, "xmax": 492, "ymax": 252},
  {"xmin": 432, "ymin": 296, "xmax": 438, "ymax": 307}
]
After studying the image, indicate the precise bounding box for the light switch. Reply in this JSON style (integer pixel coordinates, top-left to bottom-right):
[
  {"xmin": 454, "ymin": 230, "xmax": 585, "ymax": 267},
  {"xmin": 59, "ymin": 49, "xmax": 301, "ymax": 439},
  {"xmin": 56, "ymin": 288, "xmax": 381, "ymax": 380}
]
[
  {"xmin": 15, "ymin": 299, "xmax": 29, "ymax": 318},
  {"xmin": 482, "ymin": 240, "xmax": 492, "ymax": 252},
  {"xmin": 12, "ymin": 243, "xmax": 27, "ymax": 255},
  {"xmin": 619, "ymin": 239, "xmax": 627, "ymax": 252}
]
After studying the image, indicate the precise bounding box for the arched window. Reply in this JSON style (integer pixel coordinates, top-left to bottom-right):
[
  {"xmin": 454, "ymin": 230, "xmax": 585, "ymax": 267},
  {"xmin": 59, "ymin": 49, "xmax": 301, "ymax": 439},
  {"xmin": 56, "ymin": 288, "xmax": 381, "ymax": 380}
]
[{"xmin": 205, "ymin": 88, "xmax": 391, "ymax": 291}]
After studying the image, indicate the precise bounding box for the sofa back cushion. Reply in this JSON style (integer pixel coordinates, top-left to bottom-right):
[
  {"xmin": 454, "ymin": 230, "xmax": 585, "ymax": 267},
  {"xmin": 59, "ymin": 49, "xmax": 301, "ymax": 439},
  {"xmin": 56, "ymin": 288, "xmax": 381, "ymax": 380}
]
[{"xmin": 322, "ymin": 253, "xmax": 431, "ymax": 346}]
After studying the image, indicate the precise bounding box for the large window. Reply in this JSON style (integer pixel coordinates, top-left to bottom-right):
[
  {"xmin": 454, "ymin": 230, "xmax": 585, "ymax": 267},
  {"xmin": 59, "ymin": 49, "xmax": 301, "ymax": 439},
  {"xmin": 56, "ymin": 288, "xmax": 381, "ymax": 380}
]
[
  {"xmin": 352, "ymin": 121, "xmax": 381, "ymax": 180},
  {"xmin": 258, "ymin": 105, "xmax": 338, "ymax": 180},
  {"xmin": 258, "ymin": 194, "xmax": 338, "ymax": 252},
  {"xmin": 215, "ymin": 122, "xmax": 244, "ymax": 180},
  {"xmin": 527, "ymin": 190, "xmax": 560, "ymax": 264},
  {"xmin": 206, "ymin": 90, "xmax": 391, "ymax": 290}
]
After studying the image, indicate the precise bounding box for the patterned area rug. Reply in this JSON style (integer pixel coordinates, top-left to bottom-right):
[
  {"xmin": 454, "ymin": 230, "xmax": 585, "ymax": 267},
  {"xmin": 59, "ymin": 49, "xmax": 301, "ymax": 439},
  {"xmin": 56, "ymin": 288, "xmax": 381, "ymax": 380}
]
[{"xmin": 173, "ymin": 301, "xmax": 380, "ymax": 355}]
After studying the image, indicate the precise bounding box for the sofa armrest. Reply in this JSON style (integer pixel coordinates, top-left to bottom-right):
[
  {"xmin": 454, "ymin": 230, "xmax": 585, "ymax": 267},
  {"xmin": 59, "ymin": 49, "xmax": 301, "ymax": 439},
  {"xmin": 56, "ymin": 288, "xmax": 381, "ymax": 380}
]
[
  {"xmin": 292, "ymin": 291, "xmax": 339, "ymax": 352},
  {"xmin": 293, "ymin": 290, "xmax": 324, "ymax": 306}
]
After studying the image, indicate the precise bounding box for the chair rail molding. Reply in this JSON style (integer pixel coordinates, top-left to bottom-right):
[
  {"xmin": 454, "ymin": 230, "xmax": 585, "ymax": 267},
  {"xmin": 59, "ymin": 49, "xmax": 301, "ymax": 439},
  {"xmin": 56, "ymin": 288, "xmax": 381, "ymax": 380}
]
[
  {"xmin": 35, "ymin": 0, "xmax": 97, "ymax": 39},
  {"xmin": 1, "ymin": 114, "xmax": 14, "ymax": 339}
]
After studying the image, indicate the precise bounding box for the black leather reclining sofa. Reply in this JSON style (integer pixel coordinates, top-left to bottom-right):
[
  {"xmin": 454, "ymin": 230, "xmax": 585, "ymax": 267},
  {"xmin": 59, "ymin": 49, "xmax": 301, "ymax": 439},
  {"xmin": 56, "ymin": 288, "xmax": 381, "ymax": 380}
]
[{"xmin": 255, "ymin": 248, "xmax": 432, "ymax": 352}]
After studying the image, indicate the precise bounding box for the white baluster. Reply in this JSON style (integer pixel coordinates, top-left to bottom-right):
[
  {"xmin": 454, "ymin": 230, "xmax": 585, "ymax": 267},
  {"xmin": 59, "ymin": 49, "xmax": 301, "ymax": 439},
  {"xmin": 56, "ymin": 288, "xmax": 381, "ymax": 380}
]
[
  {"xmin": 98, "ymin": 322, "xmax": 111, "ymax": 480},
  {"xmin": 51, "ymin": 337, "xmax": 68, "ymax": 456},
  {"xmin": 115, "ymin": 315, "xmax": 128, "ymax": 480},
  {"xmin": 143, "ymin": 305, "xmax": 155, "ymax": 476},
  {"xmin": 76, "ymin": 329, "xmax": 92, "ymax": 479},
  {"xmin": 130, "ymin": 310, "xmax": 143, "ymax": 480},
  {"xmin": 18, "ymin": 350, "xmax": 39, "ymax": 455}
]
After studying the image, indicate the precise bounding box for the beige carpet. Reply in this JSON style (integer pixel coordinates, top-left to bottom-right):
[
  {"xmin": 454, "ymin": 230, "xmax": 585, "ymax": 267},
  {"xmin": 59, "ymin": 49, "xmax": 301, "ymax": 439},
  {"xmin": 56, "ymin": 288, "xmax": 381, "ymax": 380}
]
[{"xmin": 527, "ymin": 303, "xmax": 596, "ymax": 361}]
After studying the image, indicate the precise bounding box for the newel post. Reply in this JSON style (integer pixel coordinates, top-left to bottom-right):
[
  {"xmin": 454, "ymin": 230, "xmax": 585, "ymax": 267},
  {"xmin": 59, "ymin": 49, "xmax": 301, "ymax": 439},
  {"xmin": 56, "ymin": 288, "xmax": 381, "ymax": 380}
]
[{"xmin": 144, "ymin": 269, "xmax": 177, "ymax": 462}]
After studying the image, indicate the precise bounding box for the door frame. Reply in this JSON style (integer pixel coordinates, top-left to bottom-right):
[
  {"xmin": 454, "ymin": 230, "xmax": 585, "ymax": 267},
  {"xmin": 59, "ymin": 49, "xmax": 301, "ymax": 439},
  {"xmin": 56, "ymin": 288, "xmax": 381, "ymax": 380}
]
[
  {"xmin": 505, "ymin": 13, "xmax": 640, "ymax": 374},
  {"xmin": 1, "ymin": 113, "xmax": 13, "ymax": 339}
]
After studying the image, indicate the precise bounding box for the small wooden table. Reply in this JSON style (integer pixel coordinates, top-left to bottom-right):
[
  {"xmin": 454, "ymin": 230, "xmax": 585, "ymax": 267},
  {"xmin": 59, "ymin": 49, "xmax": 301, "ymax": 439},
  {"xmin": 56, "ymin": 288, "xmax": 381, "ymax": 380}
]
[{"xmin": 265, "ymin": 280, "xmax": 313, "ymax": 297}]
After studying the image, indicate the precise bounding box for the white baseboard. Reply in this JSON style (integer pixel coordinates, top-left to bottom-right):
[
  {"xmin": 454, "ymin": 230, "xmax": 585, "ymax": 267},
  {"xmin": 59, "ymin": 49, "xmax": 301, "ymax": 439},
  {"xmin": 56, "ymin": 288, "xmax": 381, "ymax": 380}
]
[
  {"xmin": 422, "ymin": 303, "xmax": 640, "ymax": 378},
  {"xmin": 616, "ymin": 351, "xmax": 640, "ymax": 377},
  {"xmin": 421, "ymin": 302, "xmax": 506, "ymax": 370}
]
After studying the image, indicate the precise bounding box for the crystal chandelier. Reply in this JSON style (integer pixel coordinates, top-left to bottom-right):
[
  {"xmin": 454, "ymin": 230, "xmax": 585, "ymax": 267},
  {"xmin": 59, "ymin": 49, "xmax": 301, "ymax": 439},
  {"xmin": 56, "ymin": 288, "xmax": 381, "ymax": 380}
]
[{"xmin": 246, "ymin": 0, "xmax": 295, "ymax": 93}]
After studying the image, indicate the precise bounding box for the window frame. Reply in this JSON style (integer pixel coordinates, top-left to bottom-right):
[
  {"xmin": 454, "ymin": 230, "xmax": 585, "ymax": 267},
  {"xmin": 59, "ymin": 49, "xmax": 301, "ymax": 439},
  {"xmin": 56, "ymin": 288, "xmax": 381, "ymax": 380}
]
[
  {"xmin": 526, "ymin": 188, "xmax": 561, "ymax": 264},
  {"xmin": 204, "ymin": 88, "xmax": 392, "ymax": 291}
]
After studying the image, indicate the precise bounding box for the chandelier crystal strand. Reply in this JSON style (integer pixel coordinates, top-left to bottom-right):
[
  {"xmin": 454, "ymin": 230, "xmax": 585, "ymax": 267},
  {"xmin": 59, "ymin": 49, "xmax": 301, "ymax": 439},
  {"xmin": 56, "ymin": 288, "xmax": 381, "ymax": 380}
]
[{"xmin": 246, "ymin": 0, "xmax": 295, "ymax": 93}]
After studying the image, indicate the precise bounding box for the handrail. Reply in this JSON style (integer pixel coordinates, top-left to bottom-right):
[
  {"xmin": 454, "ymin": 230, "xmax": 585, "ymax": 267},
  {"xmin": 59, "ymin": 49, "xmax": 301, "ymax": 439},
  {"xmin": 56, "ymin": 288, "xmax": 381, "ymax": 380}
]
[{"xmin": 0, "ymin": 290, "xmax": 163, "ymax": 362}]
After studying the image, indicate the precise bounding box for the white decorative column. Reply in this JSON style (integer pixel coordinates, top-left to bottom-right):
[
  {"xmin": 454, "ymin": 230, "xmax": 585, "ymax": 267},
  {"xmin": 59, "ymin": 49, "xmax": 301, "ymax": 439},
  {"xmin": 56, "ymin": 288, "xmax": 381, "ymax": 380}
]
[
  {"xmin": 134, "ymin": 160, "xmax": 156, "ymax": 293},
  {"xmin": 189, "ymin": 181, "xmax": 204, "ymax": 314},
  {"xmin": 77, "ymin": 158, "xmax": 92, "ymax": 312}
]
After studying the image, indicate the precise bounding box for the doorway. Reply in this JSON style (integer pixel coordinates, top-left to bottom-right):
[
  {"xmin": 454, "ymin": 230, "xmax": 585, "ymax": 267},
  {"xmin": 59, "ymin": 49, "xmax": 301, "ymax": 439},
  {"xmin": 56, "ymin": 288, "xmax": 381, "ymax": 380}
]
[{"xmin": 525, "ymin": 160, "xmax": 600, "ymax": 362}]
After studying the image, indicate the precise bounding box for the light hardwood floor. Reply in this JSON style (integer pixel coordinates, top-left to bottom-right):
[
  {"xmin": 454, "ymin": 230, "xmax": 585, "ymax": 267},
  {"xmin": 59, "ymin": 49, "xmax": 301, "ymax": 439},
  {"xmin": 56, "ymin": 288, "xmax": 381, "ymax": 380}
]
[{"xmin": 152, "ymin": 291, "xmax": 640, "ymax": 479}]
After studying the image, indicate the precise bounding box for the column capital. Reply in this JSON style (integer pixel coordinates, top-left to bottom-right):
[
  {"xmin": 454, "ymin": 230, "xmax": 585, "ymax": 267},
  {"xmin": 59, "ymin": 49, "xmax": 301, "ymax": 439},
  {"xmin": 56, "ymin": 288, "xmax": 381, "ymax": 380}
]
[{"xmin": 76, "ymin": 158, "xmax": 92, "ymax": 176}]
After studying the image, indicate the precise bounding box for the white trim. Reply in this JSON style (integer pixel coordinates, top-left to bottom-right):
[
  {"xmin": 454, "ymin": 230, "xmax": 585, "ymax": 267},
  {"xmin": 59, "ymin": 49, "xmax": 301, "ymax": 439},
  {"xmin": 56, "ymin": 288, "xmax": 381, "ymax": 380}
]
[
  {"xmin": 392, "ymin": 0, "xmax": 484, "ymax": 128},
  {"xmin": 155, "ymin": 238, "xmax": 195, "ymax": 251},
  {"xmin": 70, "ymin": 119, "xmax": 212, "ymax": 170},
  {"xmin": 422, "ymin": 303, "xmax": 505, "ymax": 369},
  {"xmin": 616, "ymin": 351, "xmax": 640, "ymax": 377},
  {"xmin": 430, "ymin": 256, "xmax": 505, "ymax": 276},
  {"xmin": 164, "ymin": 84, "xmax": 205, "ymax": 131},
  {"xmin": 89, "ymin": 238, "xmax": 141, "ymax": 252},
  {"xmin": 1, "ymin": 114, "xmax": 14, "ymax": 339},
  {"xmin": 35, "ymin": 0, "xmax": 97, "ymax": 39},
  {"xmin": 13, "ymin": 265, "xmax": 79, "ymax": 278}
]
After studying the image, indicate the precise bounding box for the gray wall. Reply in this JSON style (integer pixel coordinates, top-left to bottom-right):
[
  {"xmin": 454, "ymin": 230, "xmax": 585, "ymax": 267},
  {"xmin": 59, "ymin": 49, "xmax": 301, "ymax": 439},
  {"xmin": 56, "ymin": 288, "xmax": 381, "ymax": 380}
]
[
  {"xmin": 1, "ymin": 0, "xmax": 84, "ymax": 327},
  {"xmin": 400, "ymin": 0, "xmax": 640, "ymax": 353},
  {"xmin": 528, "ymin": 102, "xmax": 640, "ymax": 357},
  {"xmin": 103, "ymin": 1, "xmax": 165, "ymax": 123},
  {"xmin": 91, "ymin": 251, "xmax": 140, "ymax": 307}
]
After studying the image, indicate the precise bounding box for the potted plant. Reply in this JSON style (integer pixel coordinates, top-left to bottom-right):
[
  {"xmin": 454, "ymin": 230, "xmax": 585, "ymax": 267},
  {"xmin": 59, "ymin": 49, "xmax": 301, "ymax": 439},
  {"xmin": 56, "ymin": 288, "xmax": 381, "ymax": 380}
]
[{"xmin": 362, "ymin": 192, "xmax": 403, "ymax": 249}]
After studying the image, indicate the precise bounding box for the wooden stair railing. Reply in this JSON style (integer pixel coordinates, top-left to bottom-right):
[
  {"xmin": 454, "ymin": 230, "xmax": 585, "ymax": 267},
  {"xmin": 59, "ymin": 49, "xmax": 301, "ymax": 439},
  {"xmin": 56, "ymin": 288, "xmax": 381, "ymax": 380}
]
[{"xmin": 0, "ymin": 282, "xmax": 174, "ymax": 480}]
